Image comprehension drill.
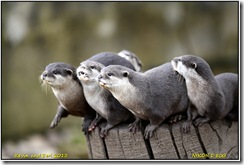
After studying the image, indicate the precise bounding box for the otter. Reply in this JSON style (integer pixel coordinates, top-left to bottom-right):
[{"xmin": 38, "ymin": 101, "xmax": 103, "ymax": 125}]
[
  {"xmin": 98, "ymin": 63, "xmax": 189, "ymax": 139},
  {"xmin": 88, "ymin": 51, "xmax": 135, "ymax": 69},
  {"xmin": 171, "ymin": 55, "xmax": 238, "ymax": 132},
  {"xmin": 76, "ymin": 61, "xmax": 134, "ymax": 138},
  {"xmin": 40, "ymin": 62, "xmax": 95, "ymax": 134},
  {"xmin": 40, "ymin": 52, "xmax": 135, "ymax": 134},
  {"xmin": 215, "ymin": 73, "xmax": 238, "ymax": 121},
  {"xmin": 117, "ymin": 50, "xmax": 143, "ymax": 72}
]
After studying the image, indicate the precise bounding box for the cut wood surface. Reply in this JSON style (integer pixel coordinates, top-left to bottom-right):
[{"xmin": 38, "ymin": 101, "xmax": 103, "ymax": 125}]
[{"xmin": 86, "ymin": 119, "xmax": 239, "ymax": 160}]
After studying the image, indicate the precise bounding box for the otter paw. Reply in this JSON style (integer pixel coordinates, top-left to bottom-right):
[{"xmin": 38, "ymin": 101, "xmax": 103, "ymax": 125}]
[
  {"xmin": 100, "ymin": 128, "xmax": 108, "ymax": 138},
  {"xmin": 169, "ymin": 114, "xmax": 183, "ymax": 123},
  {"xmin": 193, "ymin": 117, "xmax": 209, "ymax": 127},
  {"xmin": 128, "ymin": 120, "xmax": 141, "ymax": 133},
  {"xmin": 82, "ymin": 125, "xmax": 89, "ymax": 135},
  {"xmin": 82, "ymin": 122, "xmax": 91, "ymax": 135},
  {"xmin": 88, "ymin": 124, "xmax": 97, "ymax": 132},
  {"xmin": 144, "ymin": 130, "xmax": 153, "ymax": 140},
  {"xmin": 88, "ymin": 120, "xmax": 98, "ymax": 132},
  {"xmin": 50, "ymin": 119, "xmax": 59, "ymax": 129},
  {"xmin": 182, "ymin": 121, "xmax": 191, "ymax": 133},
  {"xmin": 144, "ymin": 124, "xmax": 157, "ymax": 139}
]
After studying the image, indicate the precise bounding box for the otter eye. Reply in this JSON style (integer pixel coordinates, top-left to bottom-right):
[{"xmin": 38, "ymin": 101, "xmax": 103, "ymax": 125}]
[
  {"xmin": 122, "ymin": 71, "xmax": 129, "ymax": 77},
  {"xmin": 90, "ymin": 66, "xmax": 96, "ymax": 69},
  {"xmin": 53, "ymin": 70, "xmax": 58, "ymax": 74},
  {"xmin": 191, "ymin": 62, "xmax": 197, "ymax": 69},
  {"xmin": 107, "ymin": 73, "xmax": 113, "ymax": 77}
]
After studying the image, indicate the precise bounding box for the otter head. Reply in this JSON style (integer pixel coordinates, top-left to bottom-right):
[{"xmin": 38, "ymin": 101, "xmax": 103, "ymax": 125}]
[
  {"xmin": 98, "ymin": 65, "xmax": 131, "ymax": 92},
  {"xmin": 171, "ymin": 55, "xmax": 214, "ymax": 80},
  {"xmin": 118, "ymin": 50, "xmax": 142, "ymax": 72},
  {"xmin": 41, "ymin": 62, "xmax": 76, "ymax": 89},
  {"xmin": 76, "ymin": 61, "xmax": 105, "ymax": 84}
]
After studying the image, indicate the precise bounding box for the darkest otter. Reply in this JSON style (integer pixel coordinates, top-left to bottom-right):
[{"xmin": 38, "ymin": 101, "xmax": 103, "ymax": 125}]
[
  {"xmin": 117, "ymin": 50, "xmax": 143, "ymax": 72},
  {"xmin": 171, "ymin": 55, "xmax": 238, "ymax": 132},
  {"xmin": 76, "ymin": 61, "xmax": 134, "ymax": 138},
  {"xmin": 98, "ymin": 63, "xmax": 189, "ymax": 139},
  {"xmin": 40, "ymin": 62, "xmax": 95, "ymax": 134}
]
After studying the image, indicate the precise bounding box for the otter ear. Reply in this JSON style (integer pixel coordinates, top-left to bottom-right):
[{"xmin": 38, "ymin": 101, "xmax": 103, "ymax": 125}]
[
  {"xmin": 64, "ymin": 68, "xmax": 74, "ymax": 75},
  {"xmin": 191, "ymin": 62, "xmax": 197, "ymax": 69},
  {"xmin": 122, "ymin": 71, "xmax": 129, "ymax": 77}
]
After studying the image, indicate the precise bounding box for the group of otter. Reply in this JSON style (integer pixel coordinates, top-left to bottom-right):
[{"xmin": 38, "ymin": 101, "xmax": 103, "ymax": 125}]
[{"xmin": 40, "ymin": 51, "xmax": 238, "ymax": 139}]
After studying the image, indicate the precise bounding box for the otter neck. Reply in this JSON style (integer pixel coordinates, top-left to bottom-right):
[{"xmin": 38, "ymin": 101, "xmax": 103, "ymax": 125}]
[
  {"xmin": 110, "ymin": 82, "xmax": 148, "ymax": 120},
  {"xmin": 185, "ymin": 77, "xmax": 224, "ymax": 116},
  {"xmin": 83, "ymin": 80, "xmax": 103, "ymax": 98},
  {"xmin": 52, "ymin": 79, "xmax": 83, "ymax": 110}
]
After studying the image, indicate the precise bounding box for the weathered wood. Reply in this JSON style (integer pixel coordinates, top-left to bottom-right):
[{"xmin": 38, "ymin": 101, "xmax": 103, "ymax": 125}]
[
  {"xmin": 172, "ymin": 121, "xmax": 204, "ymax": 159},
  {"xmin": 87, "ymin": 126, "xmax": 107, "ymax": 159},
  {"xmin": 85, "ymin": 134, "xmax": 93, "ymax": 159},
  {"xmin": 104, "ymin": 124, "xmax": 150, "ymax": 159},
  {"xmin": 198, "ymin": 120, "xmax": 239, "ymax": 159},
  {"xmin": 149, "ymin": 124, "xmax": 179, "ymax": 159},
  {"xmin": 86, "ymin": 120, "xmax": 239, "ymax": 160}
]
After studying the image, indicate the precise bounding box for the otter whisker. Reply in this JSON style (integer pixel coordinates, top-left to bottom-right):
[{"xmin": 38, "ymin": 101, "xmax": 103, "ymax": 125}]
[{"xmin": 41, "ymin": 82, "xmax": 50, "ymax": 94}]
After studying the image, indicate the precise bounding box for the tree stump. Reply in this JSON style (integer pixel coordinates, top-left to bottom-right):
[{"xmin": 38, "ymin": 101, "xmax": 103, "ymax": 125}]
[{"xmin": 86, "ymin": 119, "xmax": 239, "ymax": 160}]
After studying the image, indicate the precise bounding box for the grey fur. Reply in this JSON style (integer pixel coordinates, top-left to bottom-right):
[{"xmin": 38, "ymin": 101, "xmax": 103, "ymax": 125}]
[
  {"xmin": 40, "ymin": 52, "xmax": 136, "ymax": 134},
  {"xmin": 76, "ymin": 61, "xmax": 134, "ymax": 138},
  {"xmin": 117, "ymin": 50, "xmax": 143, "ymax": 72},
  {"xmin": 171, "ymin": 55, "xmax": 238, "ymax": 132},
  {"xmin": 40, "ymin": 62, "xmax": 95, "ymax": 134},
  {"xmin": 88, "ymin": 52, "xmax": 135, "ymax": 70},
  {"xmin": 98, "ymin": 63, "xmax": 189, "ymax": 139},
  {"xmin": 215, "ymin": 73, "xmax": 238, "ymax": 121}
]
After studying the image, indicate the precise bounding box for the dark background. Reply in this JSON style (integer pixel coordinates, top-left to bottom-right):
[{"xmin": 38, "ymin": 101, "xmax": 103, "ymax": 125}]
[{"xmin": 1, "ymin": 2, "xmax": 238, "ymax": 159}]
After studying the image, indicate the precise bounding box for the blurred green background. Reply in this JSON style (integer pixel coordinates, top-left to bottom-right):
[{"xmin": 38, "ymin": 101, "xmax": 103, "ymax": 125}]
[{"xmin": 2, "ymin": 2, "xmax": 238, "ymax": 159}]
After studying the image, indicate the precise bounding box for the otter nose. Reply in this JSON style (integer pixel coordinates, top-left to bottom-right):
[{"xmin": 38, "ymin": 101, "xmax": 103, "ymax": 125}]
[
  {"xmin": 78, "ymin": 71, "xmax": 85, "ymax": 76},
  {"xmin": 98, "ymin": 75, "xmax": 103, "ymax": 80},
  {"xmin": 42, "ymin": 72, "xmax": 48, "ymax": 80},
  {"xmin": 173, "ymin": 57, "xmax": 181, "ymax": 62}
]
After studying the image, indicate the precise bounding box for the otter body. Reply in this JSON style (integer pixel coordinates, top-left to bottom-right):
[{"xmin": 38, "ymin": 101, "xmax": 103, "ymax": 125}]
[
  {"xmin": 98, "ymin": 63, "xmax": 188, "ymax": 139},
  {"xmin": 76, "ymin": 61, "xmax": 134, "ymax": 137},
  {"xmin": 88, "ymin": 52, "xmax": 135, "ymax": 69},
  {"xmin": 40, "ymin": 62, "xmax": 95, "ymax": 134},
  {"xmin": 215, "ymin": 73, "xmax": 238, "ymax": 121},
  {"xmin": 117, "ymin": 50, "xmax": 143, "ymax": 72},
  {"xmin": 171, "ymin": 55, "xmax": 238, "ymax": 132}
]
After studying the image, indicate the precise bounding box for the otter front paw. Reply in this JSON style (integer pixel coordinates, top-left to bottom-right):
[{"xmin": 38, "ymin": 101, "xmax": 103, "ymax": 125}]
[
  {"xmin": 100, "ymin": 128, "xmax": 108, "ymax": 138},
  {"xmin": 88, "ymin": 121, "xmax": 97, "ymax": 132},
  {"xmin": 128, "ymin": 119, "xmax": 141, "ymax": 133},
  {"xmin": 88, "ymin": 114, "xmax": 103, "ymax": 132},
  {"xmin": 168, "ymin": 114, "xmax": 185, "ymax": 123},
  {"xmin": 144, "ymin": 124, "xmax": 158, "ymax": 139},
  {"xmin": 82, "ymin": 124, "xmax": 89, "ymax": 135},
  {"xmin": 82, "ymin": 118, "xmax": 93, "ymax": 135},
  {"xmin": 182, "ymin": 121, "xmax": 191, "ymax": 133},
  {"xmin": 50, "ymin": 116, "xmax": 61, "ymax": 129},
  {"xmin": 194, "ymin": 117, "xmax": 210, "ymax": 127},
  {"xmin": 50, "ymin": 120, "xmax": 59, "ymax": 129}
]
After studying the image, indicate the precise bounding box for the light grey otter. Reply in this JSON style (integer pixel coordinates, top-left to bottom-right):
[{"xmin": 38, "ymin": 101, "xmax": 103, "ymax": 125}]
[
  {"xmin": 98, "ymin": 63, "xmax": 189, "ymax": 139},
  {"xmin": 76, "ymin": 61, "xmax": 134, "ymax": 138},
  {"xmin": 117, "ymin": 50, "xmax": 143, "ymax": 72},
  {"xmin": 171, "ymin": 55, "xmax": 238, "ymax": 132},
  {"xmin": 40, "ymin": 62, "xmax": 95, "ymax": 134}
]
